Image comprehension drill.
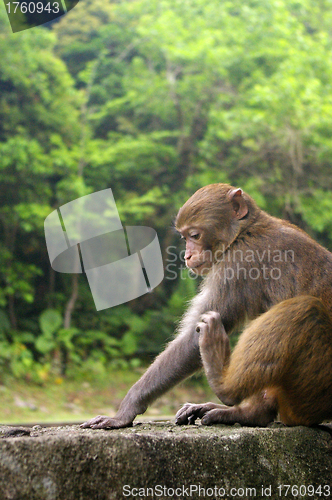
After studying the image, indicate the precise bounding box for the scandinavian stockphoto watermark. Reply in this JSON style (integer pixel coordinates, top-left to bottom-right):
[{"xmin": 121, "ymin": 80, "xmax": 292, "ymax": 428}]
[
  {"xmin": 3, "ymin": 0, "xmax": 79, "ymax": 33},
  {"xmin": 44, "ymin": 188, "xmax": 164, "ymax": 311},
  {"xmin": 165, "ymin": 245, "xmax": 295, "ymax": 282}
]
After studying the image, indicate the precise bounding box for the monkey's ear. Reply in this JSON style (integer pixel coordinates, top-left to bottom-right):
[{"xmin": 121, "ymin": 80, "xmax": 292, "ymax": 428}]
[{"xmin": 228, "ymin": 188, "xmax": 248, "ymax": 220}]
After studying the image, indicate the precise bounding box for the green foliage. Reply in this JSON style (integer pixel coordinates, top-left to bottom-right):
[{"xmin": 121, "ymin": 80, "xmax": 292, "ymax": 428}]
[
  {"xmin": 0, "ymin": 310, "xmax": 11, "ymax": 338},
  {"xmin": 0, "ymin": 250, "xmax": 42, "ymax": 307},
  {"xmin": 299, "ymin": 190, "xmax": 332, "ymax": 240}
]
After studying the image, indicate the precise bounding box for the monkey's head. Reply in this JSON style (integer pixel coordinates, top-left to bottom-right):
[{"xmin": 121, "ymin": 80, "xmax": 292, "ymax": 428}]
[{"xmin": 175, "ymin": 183, "xmax": 259, "ymax": 275}]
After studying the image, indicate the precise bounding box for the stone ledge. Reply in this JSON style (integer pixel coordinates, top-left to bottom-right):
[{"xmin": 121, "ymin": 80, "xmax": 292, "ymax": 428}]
[{"xmin": 0, "ymin": 422, "xmax": 331, "ymax": 500}]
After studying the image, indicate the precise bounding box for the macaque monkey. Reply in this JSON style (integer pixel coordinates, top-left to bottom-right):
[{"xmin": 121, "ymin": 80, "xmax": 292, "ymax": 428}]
[
  {"xmin": 176, "ymin": 298, "xmax": 332, "ymax": 426},
  {"xmin": 81, "ymin": 183, "xmax": 332, "ymax": 429}
]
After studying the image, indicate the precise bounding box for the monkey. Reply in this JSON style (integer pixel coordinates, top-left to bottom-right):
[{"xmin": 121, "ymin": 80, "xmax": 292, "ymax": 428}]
[
  {"xmin": 176, "ymin": 298, "xmax": 332, "ymax": 426},
  {"xmin": 81, "ymin": 183, "xmax": 332, "ymax": 429}
]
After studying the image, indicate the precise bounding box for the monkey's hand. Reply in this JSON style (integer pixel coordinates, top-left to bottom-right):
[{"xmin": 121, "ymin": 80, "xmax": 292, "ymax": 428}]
[
  {"xmin": 80, "ymin": 415, "xmax": 133, "ymax": 429},
  {"xmin": 197, "ymin": 311, "xmax": 225, "ymax": 353},
  {"xmin": 196, "ymin": 311, "xmax": 230, "ymax": 397},
  {"xmin": 175, "ymin": 402, "xmax": 224, "ymax": 425}
]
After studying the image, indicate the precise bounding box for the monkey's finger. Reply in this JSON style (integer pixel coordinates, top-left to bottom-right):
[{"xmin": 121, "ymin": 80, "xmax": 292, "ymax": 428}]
[
  {"xmin": 80, "ymin": 415, "xmax": 107, "ymax": 428},
  {"xmin": 80, "ymin": 415, "xmax": 123, "ymax": 428},
  {"xmin": 175, "ymin": 413, "xmax": 190, "ymax": 425},
  {"xmin": 200, "ymin": 312, "xmax": 221, "ymax": 327},
  {"xmin": 91, "ymin": 418, "xmax": 131, "ymax": 429},
  {"xmin": 201, "ymin": 409, "xmax": 225, "ymax": 426},
  {"xmin": 196, "ymin": 321, "xmax": 207, "ymax": 334},
  {"xmin": 176, "ymin": 406, "xmax": 209, "ymax": 425},
  {"xmin": 175, "ymin": 404, "xmax": 189, "ymax": 421},
  {"xmin": 91, "ymin": 420, "xmax": 115, "ymax": 429},
  {"xmin": 175, "ymin": 403, "xmax": 196, "ymax": 425},
  {"xmin": 199, "ymin": 314, "xmax": 210, "ymax": 323},
  {"xmin": 188, "ymin": 414, "xmax": 198, "ymax": 425},
  {"xmin": 176, "ymin": 403, "xmax": 205, "ymax": 425}
]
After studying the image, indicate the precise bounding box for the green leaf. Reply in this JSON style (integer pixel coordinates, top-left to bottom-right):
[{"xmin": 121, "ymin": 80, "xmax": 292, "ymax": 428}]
[
  {"xmin": 121, "ymin": 331, "xmax": 138, "ymax": 356},
  {"xmin": 39, "ymin": 309, "xmax": 62, "ymax": 337},
  {"xmin": 35, "ymin": 336, "xmax": 56, "ymax": 354}
]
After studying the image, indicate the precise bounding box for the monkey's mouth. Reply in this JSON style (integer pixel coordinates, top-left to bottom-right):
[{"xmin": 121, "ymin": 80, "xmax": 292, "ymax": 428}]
[{"xmin": 189, "ymin": 261, "xmax": 207, "ymax": 270}]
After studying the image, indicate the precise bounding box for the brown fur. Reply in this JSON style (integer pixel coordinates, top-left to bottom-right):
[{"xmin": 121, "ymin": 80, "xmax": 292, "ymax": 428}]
[
  {"xmin": 193, "ymin": 297, "xmax": 332, "ymax": 426},
  {"xmin": 82, "ymin": 184, "xmax": 332, "ymax": 429}
]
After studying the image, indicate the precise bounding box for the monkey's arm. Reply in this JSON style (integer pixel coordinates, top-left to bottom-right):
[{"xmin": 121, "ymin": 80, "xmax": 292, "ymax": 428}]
[{"xmin": 81, "ymin": 326, "xmax": 202, "ymax": 429}]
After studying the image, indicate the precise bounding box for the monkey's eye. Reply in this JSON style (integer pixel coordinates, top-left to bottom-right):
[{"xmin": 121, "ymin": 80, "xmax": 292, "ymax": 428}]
[{"xmin": 190, "ymin": 233, "xmax": 200, "ymax": 240}]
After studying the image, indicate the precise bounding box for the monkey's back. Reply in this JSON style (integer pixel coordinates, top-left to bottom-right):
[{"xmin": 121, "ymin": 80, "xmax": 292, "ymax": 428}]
[{"xmin": 223, "ymin": 295, "xmax": 332, "ymax": 425}]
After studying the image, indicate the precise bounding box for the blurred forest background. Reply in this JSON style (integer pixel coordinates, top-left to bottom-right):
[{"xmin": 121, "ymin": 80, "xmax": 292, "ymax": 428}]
[{"xmin": 1, "ymin": 0, "xmax": 332, "ymax": 422}]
